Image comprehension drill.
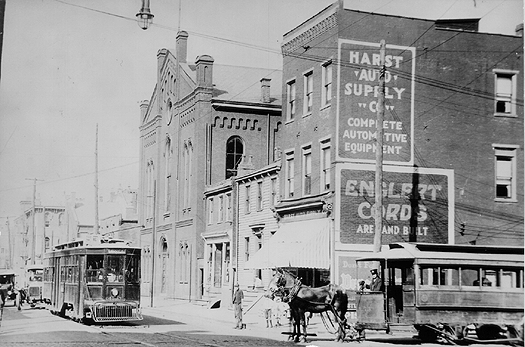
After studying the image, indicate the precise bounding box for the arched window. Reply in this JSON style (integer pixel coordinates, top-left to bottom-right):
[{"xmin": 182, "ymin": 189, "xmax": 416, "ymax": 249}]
[
  {"xmin": 165, "ymin": 137, "xmax": 172, "ymax": 212},
  {"xmin": 225, "ymin": 136, "xmax": 244, "ymax": 179},
  {"xmin": 161, "ymin": 237, "xmax": 168, "ymax": 254},
  {"xmin": 45, "ymin": 212, "xmax": 51, "ymax": 227}
]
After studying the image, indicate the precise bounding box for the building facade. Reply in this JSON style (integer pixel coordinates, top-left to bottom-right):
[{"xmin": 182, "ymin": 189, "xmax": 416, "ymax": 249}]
[
  {"xmin": 138, "ymin": 31, "xmax": 282, "ymax": 302},
  {"xmin": 268, "ymin": 3, "xmax": 524, "ymax": 290}
]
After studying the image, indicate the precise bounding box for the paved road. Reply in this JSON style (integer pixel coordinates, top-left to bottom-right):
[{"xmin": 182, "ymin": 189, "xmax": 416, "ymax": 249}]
[{"xmin": 0, "ymin": 303, "xmax": 514, "ymax": 347}]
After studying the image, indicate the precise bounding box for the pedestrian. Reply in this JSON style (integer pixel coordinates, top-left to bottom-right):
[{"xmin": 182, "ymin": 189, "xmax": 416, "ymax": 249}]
[
  {"xmin": 262, "ymin": 293, "xmax": 274, "ymax": 328},
  {"xmin": 370, "ymin": 269, "xmax": 383, "ymax": 292},
  {"xmin": 273, "ymin": 296, "xmax": 285, "ymax": 326},
  {"xmin": 232, "ymin": 283, "xmax": 244, "ymax": 329}
]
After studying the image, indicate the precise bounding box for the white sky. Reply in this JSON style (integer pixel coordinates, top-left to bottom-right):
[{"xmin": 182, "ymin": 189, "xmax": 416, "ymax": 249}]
[{"xmin": 0, "ymin": 0, "xmax": 522, "ymax": 220}]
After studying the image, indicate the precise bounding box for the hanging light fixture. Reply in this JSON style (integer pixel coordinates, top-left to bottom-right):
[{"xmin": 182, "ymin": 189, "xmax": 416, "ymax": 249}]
[{"xmin": 136, "ymin": 0, "xmax": 154, "ymax": 30}]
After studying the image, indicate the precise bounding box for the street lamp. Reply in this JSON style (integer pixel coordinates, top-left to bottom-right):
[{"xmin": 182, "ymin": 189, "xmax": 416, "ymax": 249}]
[{"xmin": 136, "ymin": 0, "xmax": 154, "ymax": 30}]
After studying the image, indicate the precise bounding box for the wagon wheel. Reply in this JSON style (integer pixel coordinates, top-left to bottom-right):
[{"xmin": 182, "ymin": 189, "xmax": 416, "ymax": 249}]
[
  {"xmin": 439, "ymin": 325, "xmax": 460, "ymax": 346},
  {"xmin": 507, "ymin": 323, "xmax": 524, "ymax": 347}
]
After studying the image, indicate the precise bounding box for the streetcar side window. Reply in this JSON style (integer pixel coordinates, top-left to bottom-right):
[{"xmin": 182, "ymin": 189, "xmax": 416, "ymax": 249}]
[
  {"xmin": 440, "ymin": 268, "xmax": 459, "ymax": 286},
  {"xmin": 420, "ymin": 267, "xmax": 438, "ymax": 285},
  {"xmin": 460, "ymin": 268, "xmax": 479, "ymax": 286},
  {"xmin": 501, "ymin": 269, "xmax": 521, "ymax": 288}
]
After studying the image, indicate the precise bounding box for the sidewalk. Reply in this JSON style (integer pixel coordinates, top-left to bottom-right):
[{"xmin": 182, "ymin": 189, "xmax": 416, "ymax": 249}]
[
  {"xmin": 140, "ymin": 296, "xmax": 291, "ymax": 342},
  {"xmin": 139, "ymin": 296, "xmax": 403, "ymax": 347}
]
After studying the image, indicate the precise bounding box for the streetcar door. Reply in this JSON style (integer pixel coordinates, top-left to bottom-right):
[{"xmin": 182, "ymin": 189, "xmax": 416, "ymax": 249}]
[{"xmin": 385, "ymin": 261, "xmax": 414, "ymax": 324}]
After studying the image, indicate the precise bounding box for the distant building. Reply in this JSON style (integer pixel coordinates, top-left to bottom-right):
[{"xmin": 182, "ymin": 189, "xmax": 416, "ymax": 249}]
[
  {"xmin": 138, "ymin": 31, "xmax": 282, "ymax": 301},
  {"xmin": 11, "ymin": 201, "xmax": 66, "ymax": 271}
]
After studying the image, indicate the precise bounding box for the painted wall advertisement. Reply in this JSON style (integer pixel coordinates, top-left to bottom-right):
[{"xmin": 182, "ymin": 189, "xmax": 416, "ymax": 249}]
[
  {"xmin": 337, "ymin": 39, "xmax": 415, "ymax": 164},
  {"xmin": 339, "ymin": 166, "xmax": 452, "ymax": 245}
]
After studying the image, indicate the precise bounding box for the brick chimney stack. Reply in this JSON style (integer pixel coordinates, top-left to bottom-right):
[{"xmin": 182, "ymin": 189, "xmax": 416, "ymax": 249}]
[
  {"xmin": 176, "ymin": 31, "xmax": 188, "ymax": 63},
  {"xmin": 260, "ymin": 78, "xmax": 271, "ymax": 103},
  {"xmin": 516, "ymin": 23, "xmax": 523, "ymax": 37},
  {"xmin": 195, "ymin": 55, "xmax": 214, "ymax": 88}
]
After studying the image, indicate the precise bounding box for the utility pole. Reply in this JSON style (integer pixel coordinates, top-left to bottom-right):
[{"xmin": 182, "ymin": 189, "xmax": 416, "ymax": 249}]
[
  {"xmin": 6, "ymin": 218, "xmax": 12, "ymax": 269},
  {"xmin": 150, "ymin": 180, "xmax": 157, "ymax": 307},
  {"xmin": 26, "ymin": 178, "xmax": 43, "ymax": 265},
  {"xmin": 373, "ymin": 40, "xmax": 386, "ymax": 253},
  {"xmin": 94, "ymin": 124, "xmax": 100, "ymax": 235}
]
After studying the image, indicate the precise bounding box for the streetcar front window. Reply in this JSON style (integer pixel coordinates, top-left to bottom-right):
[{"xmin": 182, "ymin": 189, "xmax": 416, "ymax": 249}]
[
  {"xmin": 29, "ymin": 269, "xmax": 44, "ymax": 282},
  {"xmin": 125, "ymin": 255, "xmax": 140, "ymax": 284},
  {"xmin": 86, "ymin": 255, "xmax": 104, "ymax": 283},
  {"xmin": 107, "ymin": 256, "xmax": 123, "ymax": 283}
]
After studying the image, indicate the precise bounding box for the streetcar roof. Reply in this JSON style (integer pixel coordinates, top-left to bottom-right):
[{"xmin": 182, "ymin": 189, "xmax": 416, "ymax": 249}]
[
  {"xmin": 51, "ymin": 235, "xmax": 139, "ymax": 252},
  {"xmin": 357, "ymin": 242, "xmax": 524, "ymax": 265},
  {"xmin": 25, "ymin": 264, "xmax": 44, "ymax": 270},
  {"xmin": 0, "ymin": 269, "xmax": 16, "ymax": 276}
]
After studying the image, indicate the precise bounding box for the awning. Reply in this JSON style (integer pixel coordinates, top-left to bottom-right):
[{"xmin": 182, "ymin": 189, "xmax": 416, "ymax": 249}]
[{"xmin": 244, "ymin": 218, "xmax": 330, "ymax": 269}]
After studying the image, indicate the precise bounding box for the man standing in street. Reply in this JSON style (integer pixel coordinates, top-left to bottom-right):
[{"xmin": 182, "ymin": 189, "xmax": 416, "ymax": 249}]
[{"xmin": 233, "ymin": 283, "xmax": 244, "ymax": 329}]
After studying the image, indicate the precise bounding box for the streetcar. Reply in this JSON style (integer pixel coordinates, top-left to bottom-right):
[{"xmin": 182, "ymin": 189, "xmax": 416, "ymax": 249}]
[
  {"xmin": 25, "ymin": 264, "xmax": 44, "ymax": 307},
  {"xmin": 43, "ymin": 235, "xmax": 142, "ymax": 324},
  {"xmin": 354, "ymin": 242, "xmax": 524, "ymax": 344}
]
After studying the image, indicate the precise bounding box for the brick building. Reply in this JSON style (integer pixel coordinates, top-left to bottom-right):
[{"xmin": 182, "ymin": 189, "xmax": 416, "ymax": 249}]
[
  {"xmin": 138, "ymin": 31, "xmax": 281, "ymax": 301},
  {"xmin": 247, "ymin": 2, "xmax": 523, "ymax": 290}
]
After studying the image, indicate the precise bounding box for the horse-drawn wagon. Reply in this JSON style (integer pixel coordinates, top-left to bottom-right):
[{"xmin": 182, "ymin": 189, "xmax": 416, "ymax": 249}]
[{"xmin": 269, "ymin": 242, "xmax": 524, "ymax": 345}]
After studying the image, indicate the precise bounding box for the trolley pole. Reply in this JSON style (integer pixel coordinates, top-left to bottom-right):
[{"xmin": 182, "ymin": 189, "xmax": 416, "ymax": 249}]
[{"xmin": 373, "ymin": 40, "xmax": 386, "ymax": 253}]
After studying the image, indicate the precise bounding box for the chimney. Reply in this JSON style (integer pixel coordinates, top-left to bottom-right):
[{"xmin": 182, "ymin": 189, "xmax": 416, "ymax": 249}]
[
  {"xmin": 260, "ymin": 78, "xmax": 271, "ymax": 103},
  {"xmin": 195, "ymin": 55, "xmax": 214, "ymax": 88},
  {"xmin": 139, "ymin": 100, "xmax": 149, "ymax": 120},
  {"xmin": 176, "ymin": 31, "xmax": 188, "ymax": 63},
  {"xmin": 516, "ymin": 23, "xmax": 523, "ymax": 37},
  {"xmin": 157, "ymin": 49, "xmax": 168, "ymax": 114}
]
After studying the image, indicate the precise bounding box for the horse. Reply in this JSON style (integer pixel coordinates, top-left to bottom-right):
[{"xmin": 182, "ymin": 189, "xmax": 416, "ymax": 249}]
[{"xmin": 268, "ymin": 268, "xmax": 348, "ymax": 343}]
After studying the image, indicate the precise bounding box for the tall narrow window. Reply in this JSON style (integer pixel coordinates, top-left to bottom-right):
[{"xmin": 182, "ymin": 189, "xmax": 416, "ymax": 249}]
[
  {"xmin": 302, "ymin": 146, "xmax": 312, "ymax": 195},
  {"xmin": 207, "ymin": 198, "xmax": 214, "ymax": 224},
  {"xmin": 322, "ymin": 61, "xmax": 332, "ymax": 107},
  {"xmin": 271, "ymin": 177, "xmax": 278, "ymax": 206},
  {"xmin": 494, "ymin": 70, "xmax": 518, "ymax": 116},
  {"xmin": 45, "ymin": 212, "xmax": 50, "ymax": 227},
  {"xmin": 226, "ymin": 193, "xmax": 232, "ymax": 221},
  {"xmin": 285, "ymin": 151, "xmax": 295, "ymax": 198},
  {"xmin": 245, "ymin": 185, "xmax": 251, "ymax": 214},
  {"xmin": 256, "ymin": 181, "xmax": 263, "ymax": 211},
  {"xmin": 226, "ymin": 136, "xmax": 244, "ymax": 179},
  {"xmin": 303, "ymin": 71, "xmax": 313, "ymax": 114},
  {"xmin": 494, "ymin": 145, "xmax": 518, "ymax": 201},
  {"xmin": 165, "ymin": 137, "xmax": 172, "ymax": 212},
  {"xmin": 286, "ymin": 79, "xmax": 296, "ymax": 121},
  {"xmin": 245, "ymin": 237, "xmax": 250, "ymax": 261},
  {"xmin": 321, "ymin": 140, "xmax": 331, "ymax": 190},
  {"xmin": 218, "ymin": 195, "xmax": 224, "ymax": 223}
]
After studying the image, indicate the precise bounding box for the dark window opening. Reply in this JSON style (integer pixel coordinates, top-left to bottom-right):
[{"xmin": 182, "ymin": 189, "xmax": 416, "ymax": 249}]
[{"xmin": 226, "ymin": 136, "xmax": 244, "ymax": 179}]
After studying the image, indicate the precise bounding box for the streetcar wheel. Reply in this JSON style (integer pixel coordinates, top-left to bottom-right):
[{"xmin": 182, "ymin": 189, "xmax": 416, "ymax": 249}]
[
  {"xmin": 417, "ymin": 325, "xmax": 439, "ymax": 342},
  {"xmin": 82, "ymin": 317, "xmax": 94, "ymax": 326},
  {"xmin": 507, "ymin": 323, "xmax": 524, "ymax": 347},
  {"xmin": 476, "ymin": 324, "xmax": 503, "ymax": 340}
]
